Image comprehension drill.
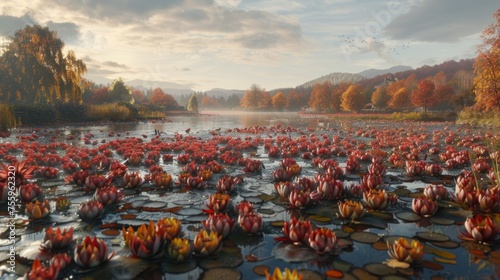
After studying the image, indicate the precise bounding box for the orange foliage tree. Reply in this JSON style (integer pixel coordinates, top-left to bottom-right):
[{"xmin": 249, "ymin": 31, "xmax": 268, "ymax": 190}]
[
  {"xmin": 341, "ymin": 84, "xmax": 365, "ymax": 113},
  {"xmin": 473, "ymin": 8, "xmax": 500, "ymax": 111},
  {"xmin": 371, "ymin": 85, "xmax": 389, "ymax": 109},
  {"xmin": 240, "ymin": 84, "xmax": 270, "ymax": 110},
  {"xmin": 308, "ymin": 82, "xmax": 332, "ymax": 112},
  {"xmin": 331, "ymin": 83, "xmax": 351, "ymax": 112},
  {"xmin": 388, "ymin": 88, "xmax": 411, "ymax": 110},
  {"xmin": 411, "ymin": 79, "xmax": 438, "ymax": 115},
  {"xmin": 271, "ymin": 91, "xmax": 286, "ymax": 111},
  {"xmin": 149, "ymin": 88, "xmax": 179, "ymax": 110}
]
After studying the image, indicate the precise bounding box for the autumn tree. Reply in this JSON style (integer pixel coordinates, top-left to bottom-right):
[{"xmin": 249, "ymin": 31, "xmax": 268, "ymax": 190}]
[
  {"xmin": 187, "ymin": 94, "xmax": 199, "ymax": 113},
  {"xmin": 341, "ymin": 84, "xmax": 365, "ymax": 113},
  {"xmin": 109, "ymin": 78, "xmax": 134, "ymax": 104},
  {"xmin": 0, "ymin": 25, "xmax": 87, "ymax": 104},
  {"xmin": 330, "ymin": 83, "xmax": 351, "ymax": 112},
  {"xmin": 88, "ymin": 86, "xmax": 109, "ymax": 104},
  {"xmin": 371, "ymin": 85, "xmax": 389, "ymax": 109},
  {"xmin": 308, "ymin": 82, "xmax": 332, "ymax": 112},
  {"xmin": 451, "ymin": 70, "xmax": 475, "ymax": 109},
  {"xmin": 473, "ymin": 8, "xmax": 500, "ymax": 111},
  {"xmin": 132, "ymin": 89, "xmax": 146, "ymax": 104},
  {"xmin": 387, "ymin": 88, "xmax": 407, "ymax": 110},
  {"xmin": 240, "ymin": 84, "xmax": 269, "ymax": 110},
  {"xmin": 411, "ymin": 79, "xmax": 438, "ymax": 115},
  {"xmin": 149, "ymin": 88, "xmax": 179, "ymax": 110},
  {"xmin": 271, "ymin": 91, "xmax": 286, "ymax": 111}
]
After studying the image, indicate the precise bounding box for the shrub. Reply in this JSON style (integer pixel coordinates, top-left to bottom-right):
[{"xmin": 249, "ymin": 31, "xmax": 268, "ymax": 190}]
[
  {"xmin": 55, "ymin": 102, "xmax": 88, "ymax": 122},
  {"xmin": 457, "ymin": 107, "xmax": 500, "ymax": 127},
  {"xmin": 85, "ymin": 103, "xmax": 134, "ymax": 121},
  {"xmin": 12, "ymin": 104, "xmax": 57, "ymax": 125}
]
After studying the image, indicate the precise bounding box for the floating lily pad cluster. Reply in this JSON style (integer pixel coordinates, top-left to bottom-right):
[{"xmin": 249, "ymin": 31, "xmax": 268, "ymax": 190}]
[{"xmin": 0, "ymin": 120, "xmax": 499, "ymax": 279}]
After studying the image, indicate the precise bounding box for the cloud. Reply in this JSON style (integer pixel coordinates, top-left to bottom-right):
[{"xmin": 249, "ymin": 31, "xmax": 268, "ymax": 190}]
[
  {"xmin": 102, "ymin": 61, "xmax": 128, "ymax": 69},
  {"xmin": 383, "ymin": 0, "xmax": 499, "ymax": 42},
  {"xmin": 0, "ymin": 14, "xmax": 35, "ymax": 36},
  {"xmin": 45, "ymin": 21, "xmax": 81, "ymax": 43}
]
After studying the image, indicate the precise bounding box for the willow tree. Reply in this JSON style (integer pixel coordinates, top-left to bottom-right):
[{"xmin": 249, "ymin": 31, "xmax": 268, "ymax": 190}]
[{"xmin": 0, "ymin": 25, "xmax": 86, "ymax": 104}]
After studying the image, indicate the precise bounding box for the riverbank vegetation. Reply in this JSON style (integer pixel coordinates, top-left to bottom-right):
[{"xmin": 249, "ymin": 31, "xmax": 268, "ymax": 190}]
[{"xmin": 0, "ymin": 8, "xmax": 498, "ymax": 130}]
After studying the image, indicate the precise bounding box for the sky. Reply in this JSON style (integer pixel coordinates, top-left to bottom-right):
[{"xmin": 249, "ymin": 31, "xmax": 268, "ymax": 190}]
[{"xmin": 0, "ymin": 0, "xmax": 498, "ymax": 91}]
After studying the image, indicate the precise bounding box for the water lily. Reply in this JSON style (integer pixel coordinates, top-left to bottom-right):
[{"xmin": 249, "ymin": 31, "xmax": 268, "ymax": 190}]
[
  {"xmin": 42, "ymin": 227, "xmax": 73, "ymax": 250},
  {"xmin": 206, "ymin": 193, "xmax": 230, "ymax": 213},
  {"xmin": 193, "ymin": 230, "xmax": 222, "ymax": 257},
  {"xmin": 157, "ymin": 217, "xmax": 183, "ymax": 240},
  {"xmin": 338, "ymin": 200, "xmax": 365, "ymax": 220},
  {"xmin": 275, "ymin": 181, "xmax": 295, "ymax": 200},
  {"xmin": 54, "ymin": 196, "xmax": 71, "ymax": 212},
  {"xmin": 458, "ymin": 214, "xmax": 499, "ymax": 243},
  {"xmin": 72, "ymin": 170, "xmax": 90, "ymax": 186},
  {"xmin": 388, "ymin": 237, "xmax": 424, "ymax": 264},
  {"xmin": 282, "ymin": 217, "xmax": 312, "ymax": 244},
  {"xmin": 25, "ymin": 259, "xmax": 59, "ymax": 280},
  {"xmin": 244, "ymin": 159, "xmax": 262, "ymax": 173},
  {"xmin": 123, "ymin": 221, "xmax": 167, "ymax": 258},
  {"xmin": 94, "ymin": 185, "xmax": 122, "ymax": 206},
  {"xmin": 405, "ymin": 160, "xmax": 425, "ymax": 176},
  {"xmin": 238, "ymin": 212, "xmax": 263, "ymax": 234},
  {"xmin": 167, "ymin": 237, "xmax": 191, "ymax": 262},
  {"xmin": 234, "ymin": 201, "xmax": 254, "ymax": 216},
  {"xmin": 425, "ymin": 164, "xmax": 443, "ymax": 176},
  {"xmin": 77, "ymin": 200, "xmax": 104, "ymax": 221},
  {"xmin": 316, "ymin": 178, "xmax": 343, "ymax": 200},
  {"xmin": 0, "ymin": 159, "xmax": 36, "ymax": 187},
  {"xmin": 368, "ymin": 162, "xmax": 386, "ymax": 176},
  {"xmin": 265, "ymin": 267, "xmax": 303, "ymax": 280},
  {"xmin": 412, "ymin": 197, "xmax": 438, "ymax": 217},
  {"xmin": 19, "ymin": 183, "xmax": 42, "ymax": 202},
  {"xmin": 40, "ymin": 166, "xmax": 59, "ymax": 179},
  {"xmin": 202, "ymin": 213, "xmax": 235, "ymax": 238},
  {"xmin": 478, "ymin": 188, "xmax": 500, "ymax": 212},
  {"xmin": 273, "ymin": 168, "xmax": 292, "ymax": 182},
  {"xmin": 308, "ymin": 227, "xmax": 338, "ymax": 255},
  {"xmin": 50, "ymin": 252, "xmax": 72, "ymax": 270},
  {"xmin": 363, "ymin": 189, "xmax": 389, "ymax": 210},
  {"xmin": 216, "ymin": 175, "xmax": 241, "ymax": 194},
  {"xmin": 186, "ymin": 175, "xmax": 205, "ymax": 189},
  {"xmin": 361, "ymin": 174, "xmax": 383, "ymax": 190},
  {"xmin": 473, "ymin": 159, "xmax": 491, "ymax": 173},
  {"xmin": 288, "ymin": 189, "xmax": 312, "ymax": 208},
  {"xmin": 423, "ymin": 184, "xmax": 448, "ymax": 201},
  {"xmin": 25, "ymin": 199, "xmax": 51, "ymax": 219},
  {"xmin": 123, "ymin": 171, "xmax": 144, "ymax": 188},
  {"xmin": 74, "ymin": 236, "xmax": 114, "ymax": 268}
]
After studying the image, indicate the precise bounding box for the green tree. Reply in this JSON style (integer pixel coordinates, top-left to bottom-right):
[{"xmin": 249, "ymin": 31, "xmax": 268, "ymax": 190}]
[
  {"xmin": 108, "ymin": 78, "xmax": 134, "ymax": 104},
  {"xmin": 187, "ymin": 94, "xmax": 199, "ymax": 113},
  {"xmin": 0, "ymin": 25, "xmax": 86, "ymax": 104}
]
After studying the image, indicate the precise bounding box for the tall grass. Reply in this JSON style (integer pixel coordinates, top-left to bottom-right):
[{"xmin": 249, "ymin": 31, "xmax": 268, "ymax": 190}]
[
  {"xmin": 457, "ymin": 108, "xmax": 500, "ymax": 127},
  {"xmin": 0, "ymin": 103, "xmax": 18, "ymax": 130},
  {"xmin": 85, "ymin": 103, "xmax": 134, "ymax": 121}
]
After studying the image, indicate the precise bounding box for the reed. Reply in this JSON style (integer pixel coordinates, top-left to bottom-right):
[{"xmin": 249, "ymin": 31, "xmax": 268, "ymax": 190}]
[
  {"xmin": 85, "ymin": 103, "xmax": 134, "ymax": 121},
  {"xmin": 0, "ymin": 103, "xmax": 18, "ymax": 129}
]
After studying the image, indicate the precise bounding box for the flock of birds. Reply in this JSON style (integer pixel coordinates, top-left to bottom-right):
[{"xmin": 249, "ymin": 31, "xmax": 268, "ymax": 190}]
[{"xmin": 338, "ymin": 35, "xmax": 411, "ymax": 56}]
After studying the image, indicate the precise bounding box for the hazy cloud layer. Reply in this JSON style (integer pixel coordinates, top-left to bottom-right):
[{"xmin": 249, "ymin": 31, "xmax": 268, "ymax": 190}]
[{"xmin": 384, "ymin": 0, "xmax": 499, "ymax": 42}]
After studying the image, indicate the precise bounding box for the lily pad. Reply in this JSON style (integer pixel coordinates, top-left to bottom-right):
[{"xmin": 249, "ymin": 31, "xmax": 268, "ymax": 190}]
[
  {"xmin": 198, "ymin": 247, "xmax": 243, "ymax": 270},
  {"xmin": 142, "ymin": 201, "xmax": 167, "ymax": 211},
  {"xmin": 422, "ymin": 260, "xmax": 444, "ymax": 270},
  {"xmin": 332, "ymin": 229, "xmax": 350, "ymax": 239},
  {"xmin": 18, "ymin": 241, "xmax": 54, "ymax": 263},
  {"xmin": 430, "ymin": 217, "xmax": 455, "ymax": 225},
  {"xmin": 177, "ymin": 208, "xmax": 204, "ymax": 216},
  {"xmin": 201, "ymin": 268, "xmax": 242, "ymax": 280},
  {"xmin": 395, "ymin": 212, "xmax": 421, "ymax": 222},
  {"xmin": 298, "ymin": 269, "xmax": 323, "ymax": 280},
  {"xmin": 161, "ymin": 259, "xmax": 197, "ymax": 274},
  {"xmin": 431, "ymin": 240, "xmax": 459, "ymax": 249},
  {"xmin": 350, "ymin": 231, "xmax": 381, "ymax": 244},
  {"xmin": 352, "ymin": 268, "xmax": 379, "ymax": 280},
  {"xmin": 363, "ymin": 263, "xmax": 397, "ymax": 276},
  {"xmin": 416, "ymin": 232, "xmax": 450, "ymax": 242},
  {"xmin": 252, "ymin": 265, "xmax": 270, "ymax": 276}
]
